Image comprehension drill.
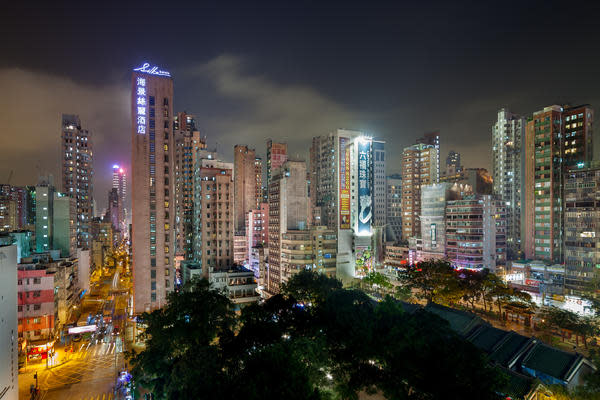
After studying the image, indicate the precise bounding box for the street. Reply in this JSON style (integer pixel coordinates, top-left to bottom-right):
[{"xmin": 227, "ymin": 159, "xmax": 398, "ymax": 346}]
[{"xmin": 19, "ymin": 243, "xmax": 132, "ymax": 400}]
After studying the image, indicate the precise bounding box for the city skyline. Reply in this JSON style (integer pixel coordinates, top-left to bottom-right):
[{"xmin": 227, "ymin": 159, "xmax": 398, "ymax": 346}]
[{"xmin": 3, "ymin": 2, "xmax": 600, "ymax": 210}]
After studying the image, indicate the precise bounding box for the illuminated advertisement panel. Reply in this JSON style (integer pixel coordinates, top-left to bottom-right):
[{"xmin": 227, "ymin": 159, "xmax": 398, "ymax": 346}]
[
  {"xmin": 357, "ymin": 139, "xmax": 372, "ymax": 235},
  {"xmin": 339, "ymin": 137, "xmax": 351, "ymax": 229}
]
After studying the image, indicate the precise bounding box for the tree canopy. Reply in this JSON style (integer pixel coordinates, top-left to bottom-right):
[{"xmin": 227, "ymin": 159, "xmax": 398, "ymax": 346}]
[{"xmin": 129, "ymin": 270, "xmax": 506, "ymax": 399}]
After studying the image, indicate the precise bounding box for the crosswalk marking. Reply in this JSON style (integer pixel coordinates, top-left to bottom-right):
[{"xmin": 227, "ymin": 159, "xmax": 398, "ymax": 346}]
[{"xmin": 78, "ymin": 394, "xmax": 112, "ymax": 400}]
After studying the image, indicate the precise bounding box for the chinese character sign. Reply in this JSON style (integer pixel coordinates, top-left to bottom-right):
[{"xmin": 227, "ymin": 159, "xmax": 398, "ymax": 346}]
[
  {"xmin": 136, "ymin": 76, "xmax": 147, "ymax": 134},
  {"xmin": 357, "ymin": 139, "xmax": 372, "ymax": 235},
  {"xmin": 339, "ymin": 137, "xmax": 351, "ymax": 229}
]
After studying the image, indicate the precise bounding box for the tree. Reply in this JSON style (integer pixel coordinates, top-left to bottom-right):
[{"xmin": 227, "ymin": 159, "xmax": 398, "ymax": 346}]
[
  {"xmin": 400, "ymin": 259, "xmax": 460, "ymax": 304},
  {"xmin": 127, "ymin": 278, "xmax": 236, "ymax": 400},
  {"xmin": 361, "ymin": 271, "xmax": 393, "ymax": 297},
  {"xmin": 129, "ymin": 271, "xmax": 509, "ymax": 400},
  {"xmin": 281, "ymin": 269, "xmax": 342, "ymax": 306},
  {"xmin": 458, "ymin": 269, "xmax": 486, "ymax": 310}
]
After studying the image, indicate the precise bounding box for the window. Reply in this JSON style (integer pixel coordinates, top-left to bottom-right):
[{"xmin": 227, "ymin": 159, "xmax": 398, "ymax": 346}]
[
  {"xmin": 151, "ymin": 293, "xmax": 156, "ymax": 302},
  {"xmin": 151, "ymin": 258, "xmax": 156, "ymax": 267},
  {"xmin": 149, "ymin": 96, "xmax": 155, "ymax": 106},
  {"xmin": 151, "ymin": 270, "xmax": 156, "ymax": 279},
  {"xmin": 151, "ymin": 281, "xmax": 156, "ymax": 291}
]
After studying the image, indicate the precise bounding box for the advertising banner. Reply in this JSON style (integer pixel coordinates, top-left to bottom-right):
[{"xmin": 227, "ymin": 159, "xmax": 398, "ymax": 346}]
[
  {"xmin": 357, "ymin": 139, "xmax": 372, "ymax": 235},
  {"xmin": 339, "ymin": 137, "xmax": 351, "ymax": 229}
]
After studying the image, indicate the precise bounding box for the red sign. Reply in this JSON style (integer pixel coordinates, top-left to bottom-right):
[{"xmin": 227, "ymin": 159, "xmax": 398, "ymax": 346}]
[
  {"xmin": 525, "ymin": 279, "xmax": 541, "ymax": 287},
  {"xmin": 339, "ymin": 137, "xmax": 351, "ymax": 229}
]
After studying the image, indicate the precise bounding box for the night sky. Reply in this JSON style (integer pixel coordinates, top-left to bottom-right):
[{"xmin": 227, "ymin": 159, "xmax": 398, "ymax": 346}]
[{"xmin": 2, "ymin": 1, "xmax": 600, "ymax": 210}]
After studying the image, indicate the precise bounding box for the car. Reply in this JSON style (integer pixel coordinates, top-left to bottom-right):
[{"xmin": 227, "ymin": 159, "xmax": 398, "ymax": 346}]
[
  {"xmin": 72, "ymin": 334, "xmax": 82, "ymax": 342},
  {"xmin": 112, "ymin": 327, "xmax": 120, "ymax": 336}
]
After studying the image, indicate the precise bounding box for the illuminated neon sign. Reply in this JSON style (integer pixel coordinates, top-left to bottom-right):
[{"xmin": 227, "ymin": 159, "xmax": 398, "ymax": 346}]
[
  {"xmin": 357, "ymin": 138, "xmax": 372, "ymax": 235},
  {"xmin": 135, "ymin": 77, "xmax": 146, "ymax": 134},
  {"xmin": 133, "ymin": 62, "xmax": 171, "ymax": 77}
]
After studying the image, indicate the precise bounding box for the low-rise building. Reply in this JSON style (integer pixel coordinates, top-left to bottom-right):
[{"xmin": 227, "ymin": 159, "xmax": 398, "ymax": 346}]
[
  {"xmin": 384, "ymin": 244, "xmax": 409, "ymax": 269},
  {"xmin": 17, "ymin": 255, "xmax": 79, "ymax": 341},
  {"xmin": 209, "ymin": 266, "xmax": 260, "ymax": 306}
]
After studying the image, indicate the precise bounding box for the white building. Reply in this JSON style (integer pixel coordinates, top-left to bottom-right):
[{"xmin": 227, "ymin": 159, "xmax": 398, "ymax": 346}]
[
  {"xmin": 0, "ymin": 242, "xmax": 18, "ymax": 400},
  {"xmin": 310, "ymin": 130, "xmax": 378, "ymax": 282},
  {"xmin": 492, "ymin": 109, "xmax": 525, "ymax": 253}
]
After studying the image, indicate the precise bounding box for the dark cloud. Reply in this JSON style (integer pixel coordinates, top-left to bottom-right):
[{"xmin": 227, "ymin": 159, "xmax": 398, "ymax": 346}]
[{"xmin": 0, "ymin": 68, "xmax": 129, "ymax": 211}]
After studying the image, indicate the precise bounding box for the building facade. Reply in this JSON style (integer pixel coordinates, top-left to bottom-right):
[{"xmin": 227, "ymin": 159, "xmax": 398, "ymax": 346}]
[
  {"xmin": 523, "ymin": 105, "xmax": 594, "ymax": 262},
  {"xmin": 266, "ymin": 140, "xmax": 288, "ymax": 199},
  {"xmin": 0, "ymin": 242, "xmax": 17, "ymax": 400},
  {"xmin": 446, "ymin": 195, "xmax": 506, "ymax": 271},
  {"xmin": 234, "ymin": 145, "xmax": 259, "ymax": 233},
  {"xmin": 174, "ymin": 112, "xmax": 206, "ymax": 260},
  {"xmin": 112, "ymin": 165, "xmax": 127, "ymax": 234},
  {"xmin": 372, "ymin": 140, "xmax": 386, "ymax": 228},
  {"xmin": 401, "ymin": 143, "xmax": 439, "ymax": 239},
  {"xmin": 445, "ymin": 150, "xmax": 462, "ymax": 175},
  {"xmin": 192, "ymin": 150, "xmax": 234, "ymax": 277},
  {"xmin": 564, "ymin": 163, "xmax": 600, "ymax": 294},
  {"xmin": 61, "ymin": 114, "xmax": 93, "ymax": 249},
  {"xmin": 131, "ymin": 63, "xmax": 175, "ymax": 313},
  {"xmin": 386, "ymin": 174, "xmax": 402, "ymax": 243},
  {"xmin": 268, "ymin": 160, "xmax": 308, "ymax": 293},
  {"xmin": 492, "ymin": 109, "xmax": 525, "ymax": 255}
]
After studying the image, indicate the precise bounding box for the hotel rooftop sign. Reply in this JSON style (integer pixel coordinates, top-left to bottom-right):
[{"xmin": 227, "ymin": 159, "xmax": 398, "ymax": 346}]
[{"xmin": 133, "ymin": 62, "xmax": 171, "ymax": 77}]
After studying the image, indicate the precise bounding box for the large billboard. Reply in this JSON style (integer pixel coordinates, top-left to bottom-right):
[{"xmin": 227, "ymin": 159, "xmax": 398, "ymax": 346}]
[
  {"xmin": 339, "ymin": 137, "xmax": 351, "ymax": 229},
  {"xmin": 357, "ymin": 138, "xmax": 372, "ymax": 235}
]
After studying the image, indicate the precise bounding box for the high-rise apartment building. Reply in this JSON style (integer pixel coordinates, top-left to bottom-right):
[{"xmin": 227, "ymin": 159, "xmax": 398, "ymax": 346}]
[
  {"xmin": 417, "ymin": 131, "xmax": 441, "ymax": 180},
  {"xmin": 234, "ymin": 145, "xmax": 259, "ymax": 233},
  {"xmin": 131, "ymin": 63, "xmax": 175, "ymax": 313},
  {"xmin": 268, "ymin": 160, "xmax": 308, "ymax": 293},
  {"xmin": 254, "ymin": 157, "xmax": 263, "ymax": 209},
  {"xmin": 564, "ymin": 162, "xmax": 600, "ymax": 294},
  {"xmin": 446, "ymin": 195, "xmax": 506, "ymax": 272},
  {"xmin": 401, "ymin": 143, "xmax": 439, "ymax": 239},
  {"xmin": 310, "ymin": 130, "xmax": 378, "ymax": 281},
  {"xmin": 112, "ymin": 165, "xmax": 127, "ymax": 233},
  {"xmin": 52, "ymin": 192, "xmax": 76, "ymax": 257},
  {"xmin": 0, "ymin": 241, "xmax": 17, "ymax": 400},
  {"xmin": 386, "ymin": 174, "xmax": 402, "ymax": 243},
  {"xmin": 492, "ymin": 109, "xmax": 525, "ymax": 254},
  {"xmin": 192, "ymin": 150, "xmax": 234, "ymax": 276},
  {"xmin": 247, "ymin": 203, "xmax": 269, "ymax": 254},
  {"xmin": 372, "ymin": 140, "xmax": 386, "ymax": 228},
  {"xmin": 266, "ymin": 140, "xmax": 287, "ymax": 196},
  {"xmin": 174, "ymin": 112, "xmax": 206, "ymax": 259},
  {"xmin": 523, "ymin": 105, "xmax": 594, "ymax": 262},
  {"xmin": 445, "ymin": 150, "xmax": 462, "ymax": 175},
  {"xmin": 419, "ymin": 183, "xmax": 461, "ymax": 261},
  {"xmin": 61, "ymin": 114, "xmax": 93, "ymax": 249},
  {"xmin": 108, "ymin": 188, "xmax": 120, "ymax": 233}
]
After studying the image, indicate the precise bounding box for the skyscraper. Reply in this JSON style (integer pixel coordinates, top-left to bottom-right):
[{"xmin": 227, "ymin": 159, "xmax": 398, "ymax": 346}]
[
  {"xmin": 266, "ymin": 140, "xmax": 287, "ymax": 196},
  {"xmin": 386, "ymin": 174, "xmax": 402, "ymax": 242},
  {"xmin": 523, "ymin": 104, "xmax": 594, "ymax": 262},
  {"xmin": 417, "ymin": 131, "xmax": 441, "ymax": 180},
  {"xmin": 174, "ymin": 112, "xmax": 206, "ymax": 259},
  {"xmin": 254, "ymin": 157, "xmax": 263, "ymax": 209},
  {"xmin": 564, "ymin": 162, "xmax": 600, "ymax": 294},
  {"xmin": 234, "ymin": 145, "xmax": 259, "ymax": 233},
  {"xmin": 131, "ymin": 62, "xmax": 175, "ymax": 313},
  {"xmin": 192, "ymin": 150, "xmax": 234, "ymax": 276},
  {"xmin": 310, "ymin": 130, "xmax": 377, "ymax": 281},
  {"xmin": 268, "ymin": 160, "xmax": 308, "ymax": 293},
  {"xmin": 112, "ymin": 164, "xmax": 127, "ymax": 233},
  {"xmin": 492, "ymin": 109, "xmax": 525, "ymax": 254},
  {"xmin": 61, "ymin": 114, "xmax": 93, "ymax": 249},
  {"xmin": 401, "ymin": 143, "xmax": 439, "ymax": 239},
  {"xmin": 445, "ymin": 150, "xmax": 462, "ymax": 175},
  {"xmin": 372, "ymin": 140, "xmax": 386, "ymax": 228}
]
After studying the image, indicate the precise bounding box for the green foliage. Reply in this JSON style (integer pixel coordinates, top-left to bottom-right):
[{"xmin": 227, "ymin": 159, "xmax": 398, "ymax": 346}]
[
  {"xmin": 400, "ymin": 259, "xmax": 461, "ymax": 304},
  {"xmin": 130, "ymin": 272, "xmax": 507, "ymax": 399}
]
